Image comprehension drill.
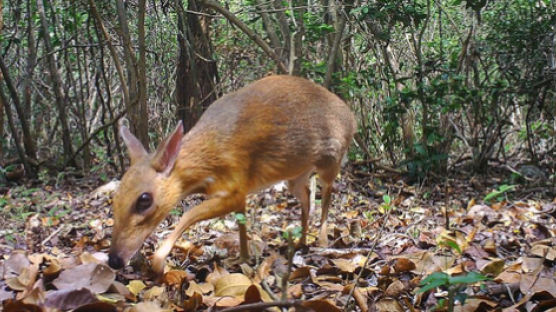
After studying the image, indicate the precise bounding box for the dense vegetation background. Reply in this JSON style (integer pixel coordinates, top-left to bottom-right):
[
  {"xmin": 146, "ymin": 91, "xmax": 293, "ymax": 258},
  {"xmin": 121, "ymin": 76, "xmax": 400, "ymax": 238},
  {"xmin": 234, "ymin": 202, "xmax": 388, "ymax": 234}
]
[
  {"xmin": 1, "ymin": 1, "xmax": 555, "ymax": 311},
  {"xmin": 0, "ymin": 0, "xmax": 554, "ymax": 184}
]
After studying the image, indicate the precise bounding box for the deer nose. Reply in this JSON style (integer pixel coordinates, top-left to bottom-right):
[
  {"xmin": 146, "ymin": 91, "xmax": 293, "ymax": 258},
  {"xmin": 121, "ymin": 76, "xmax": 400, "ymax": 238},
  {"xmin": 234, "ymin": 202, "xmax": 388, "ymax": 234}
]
[{"xmin": 108, "ymin": 253, "xmax": 125, "ymax": 270}]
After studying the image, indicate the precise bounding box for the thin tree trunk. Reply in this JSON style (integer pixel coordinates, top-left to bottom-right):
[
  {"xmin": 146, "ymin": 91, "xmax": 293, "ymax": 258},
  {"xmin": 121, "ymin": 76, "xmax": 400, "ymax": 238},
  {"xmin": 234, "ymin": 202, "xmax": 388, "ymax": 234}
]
[
  {"xmin": 0, "ymin": 88, "xmax": 32, "ymax": 176},
  {"xmin": 174, "ymin": 0, "xmax": 219, "ymax": 131},
  {"xmin": 116, "ymin": 0, "xmax": 149, "ymax": 146},
  {"xmin": 0, "ymin": 0, "xmax": 4, "ymax": 160},
  {"xmin": 37, "ymin": 0, "xmax": 75, "ymax": 166},
  {"xmin": 137, "ymin": 0, "xmax": 149, "ymax": 147},
  {"xmin": 0, "ymin": 55, "xmax": 37, "ymax": 163}
]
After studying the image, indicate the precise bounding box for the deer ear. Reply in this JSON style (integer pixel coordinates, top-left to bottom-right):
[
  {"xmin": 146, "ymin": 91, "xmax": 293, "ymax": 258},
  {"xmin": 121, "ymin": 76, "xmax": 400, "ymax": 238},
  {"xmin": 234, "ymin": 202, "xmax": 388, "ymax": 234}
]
[
  {"xmin": 151, "ymin": 121, "xmax": 184, "ymax": 175},
  {"xmin": 120, "ymin": 125, "xmax": 148, "ymax": 164}
]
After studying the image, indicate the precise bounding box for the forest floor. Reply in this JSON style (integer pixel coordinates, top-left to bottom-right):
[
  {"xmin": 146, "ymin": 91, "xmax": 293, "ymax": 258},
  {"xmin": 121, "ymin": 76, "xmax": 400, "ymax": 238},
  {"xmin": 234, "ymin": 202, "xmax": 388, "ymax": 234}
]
[{"xmin": 0, "ymin": 164, "xmax": 555, "ymax": 312}]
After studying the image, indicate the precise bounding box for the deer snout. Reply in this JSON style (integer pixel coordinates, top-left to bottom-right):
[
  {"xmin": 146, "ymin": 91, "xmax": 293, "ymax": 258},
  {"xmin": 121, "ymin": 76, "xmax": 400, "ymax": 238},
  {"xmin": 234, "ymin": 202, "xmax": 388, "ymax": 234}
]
[{"xmin": 108, "ymin": 252, "xmax": 125, "ymax": 269}]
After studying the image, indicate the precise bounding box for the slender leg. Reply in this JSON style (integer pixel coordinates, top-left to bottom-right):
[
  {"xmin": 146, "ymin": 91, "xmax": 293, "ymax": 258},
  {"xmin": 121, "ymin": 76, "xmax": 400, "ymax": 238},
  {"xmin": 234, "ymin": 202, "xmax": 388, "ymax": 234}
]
[
  {"xmin": 152, "ymin": 192, "xmax": 246, "ymax": 277},
  {"xmin": 288, "ymin": 170, "xmax": 312, "ymax": 245},
  {"xmin": 237, "ymin": 205, "xmax": 249, "ymax": 261},
  {"xmin": 316, "ymin": 164, "xmax": 340, "ymax": 247}
]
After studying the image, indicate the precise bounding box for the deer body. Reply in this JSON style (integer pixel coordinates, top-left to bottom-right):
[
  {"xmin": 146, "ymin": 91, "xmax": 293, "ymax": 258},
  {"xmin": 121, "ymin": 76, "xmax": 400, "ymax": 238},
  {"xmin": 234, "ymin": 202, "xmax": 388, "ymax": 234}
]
[{"xmin": 108, "ymin": 75, "xmax": 356, "ymax": 275}]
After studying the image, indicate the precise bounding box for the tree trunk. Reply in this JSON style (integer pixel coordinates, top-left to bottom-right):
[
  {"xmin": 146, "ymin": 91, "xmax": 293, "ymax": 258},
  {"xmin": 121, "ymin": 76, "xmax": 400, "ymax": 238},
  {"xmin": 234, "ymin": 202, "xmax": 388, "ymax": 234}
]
[
  {"xmin": 0, "ymin": 0, "xmax": 4, "ymax": 160},
  {"xmin": 37, "ymin": 0, "xmax": 75, "ymax": 166},
  {"xmin": 116, "ymin": 0, "xmax": 149, "ymax": 147},
  {"xmin": 175, "ymin": 0, "xmax": 219, "ymax": 132}
]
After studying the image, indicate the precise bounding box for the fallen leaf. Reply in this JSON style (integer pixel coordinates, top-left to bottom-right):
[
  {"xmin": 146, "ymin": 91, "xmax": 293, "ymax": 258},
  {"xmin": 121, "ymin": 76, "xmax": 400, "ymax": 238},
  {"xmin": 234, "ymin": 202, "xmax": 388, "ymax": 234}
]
[
  {"xmin": 332, "ymin": 258, "xmax": 357, "ymax": 273},
  {"xmin": 393, "ymin": 258, "xmax": 416, "ymax": 273},
  {"xmin": 183, "ymin": 292, "xmax": 203, "ymax": 312},
  {"xmin": 301, "ymin": 299, "xmax": 342, "ymax": 312},
  {"xmin": 127, "ymin": 280, "xmax": 146, "ymax": 296},
  {"xmin": 52, "ymin": 263, "xmax": 115, "ymax": 294},
  {"xmin": 375, "ymin": 298, "xmax": 404, "ymax": 312},
  {"xmin": 2, "ymin": 299, "xmax": 42, "ymax": 312},
  {"xmin": 163, "ymin": 270, "xmax": 188, "ymax": 286},
  {"xmin": 143, "ymin": 286, "xmax": 165, "ymax": 300},
  {"xmin": 44, "ymin": 288, "xmax": 98, "ymax": 310},
  {"xmin": 73, "ymin": 302, "xmax": 117, "ymax": 312}
]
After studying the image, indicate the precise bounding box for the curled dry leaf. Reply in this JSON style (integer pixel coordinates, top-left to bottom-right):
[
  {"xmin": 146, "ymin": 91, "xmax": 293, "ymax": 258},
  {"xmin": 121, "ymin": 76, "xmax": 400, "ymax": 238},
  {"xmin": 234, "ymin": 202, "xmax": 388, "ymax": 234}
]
[
  {"xmin": 183, "ymin": 291, "xmax": 203, "ymax": 312},
  {"xmin": 393, "ymin": 258, "xmax": 416, "ymax": 273},
  {"xmin": 163, "ymin": 270, "xmax": 189, "ymax": 286},
  {"xmin": 52, "ymin": 263, "xmax": 115, "ymax": 294}
]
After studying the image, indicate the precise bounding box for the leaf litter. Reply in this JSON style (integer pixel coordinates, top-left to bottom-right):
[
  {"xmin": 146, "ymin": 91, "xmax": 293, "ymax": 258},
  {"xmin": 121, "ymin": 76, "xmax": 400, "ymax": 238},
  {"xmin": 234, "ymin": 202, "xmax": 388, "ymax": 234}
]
[{"xmin": 0, "ymin": 169, "xmax": 554, "ymax": 311}]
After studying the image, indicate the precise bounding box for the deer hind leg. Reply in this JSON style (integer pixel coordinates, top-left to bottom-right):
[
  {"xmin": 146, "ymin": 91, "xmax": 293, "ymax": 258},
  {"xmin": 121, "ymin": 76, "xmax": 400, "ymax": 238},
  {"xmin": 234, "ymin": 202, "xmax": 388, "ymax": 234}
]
[
  {"xmin": 287, "ymin": 169, "xmax": 313, "ymax": 246},
  {"xmin": 316, "ymin": 161, "xmax": 342, "ymax": 247}
]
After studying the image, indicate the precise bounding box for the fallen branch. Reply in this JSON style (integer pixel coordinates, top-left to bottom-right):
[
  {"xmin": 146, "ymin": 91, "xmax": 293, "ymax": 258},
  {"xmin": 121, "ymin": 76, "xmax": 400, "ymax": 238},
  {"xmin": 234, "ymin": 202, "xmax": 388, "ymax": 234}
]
[{"xmin": 218, "ymin": 300, "xmax": 308, "ymax": 312}]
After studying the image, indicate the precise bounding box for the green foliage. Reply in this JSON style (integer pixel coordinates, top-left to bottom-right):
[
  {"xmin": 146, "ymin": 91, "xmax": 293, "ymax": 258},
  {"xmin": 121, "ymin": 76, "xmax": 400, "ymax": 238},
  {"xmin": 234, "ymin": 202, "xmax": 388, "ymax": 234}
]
[
  {"xmin": 282, "ymin": 226, "xmax": 303, "ymax": 240},
  {"xmin": 418, "ymin": 271, "xmax": 489, "ymax": 310},
  {"xmin": 234, "ymin": 212, "xmax": 247, "ymax": 225},
  {"xmin": 484, "ymin": 184, "xmax": 515, "ymax": 203}
]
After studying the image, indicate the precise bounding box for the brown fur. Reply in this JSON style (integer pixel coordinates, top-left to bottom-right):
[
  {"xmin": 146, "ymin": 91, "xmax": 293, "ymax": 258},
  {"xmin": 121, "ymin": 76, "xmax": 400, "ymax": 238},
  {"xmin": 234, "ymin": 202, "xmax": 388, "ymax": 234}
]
[{"xmin": 110, "ymin": 75, "xmax": 356, "ymax": 275}]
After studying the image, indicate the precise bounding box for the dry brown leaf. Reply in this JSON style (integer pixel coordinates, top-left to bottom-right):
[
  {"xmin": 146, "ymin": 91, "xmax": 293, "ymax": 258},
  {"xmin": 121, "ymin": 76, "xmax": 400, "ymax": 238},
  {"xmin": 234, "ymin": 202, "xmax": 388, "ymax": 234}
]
[
  {"xmin": 143, "ymin": 286, "xmax": 165, "ymax": 300},
  {"xmin": 129, "ymin": 301, "xmax": 166, "ymax": 312},
  {"xmin": 479, "ymin": 258, "xmax": 505, "ymax": 277},
  {"xmin": 453, "ymin": 298, "xmax": 497, "ymax": 312},
  {"xmin": 3, "ymin": 252, "xmax": 30, "ymax": 278},
  {"xmin": 254, "ymin": 252, "xmax": 278, "ymax": 283},
  {"xmin": 52, "ymin": 263, "xmax": 114, "ymax": 294},
  {"xmin": 185, "ymin": 281, "xmax": 204, "ymax": 297},
  {"xmin": 243, "ymin": 284, "xmax": 262, "ymax": 304},
  {"xmin": 183, "ymin": 292, "xmax": 203, "ymax": 312},
  {"xmin": 163, "ymin": 270, "xmax": 188, "ymax": 286},
  {"xmin": 375, "ymin": 298, "xmax": 404, "ymax": 312},
  {"xmin": 385, "ymin": 279, "xmax": 405, "ymax": 297},
  {"xmin": 530, "ymin": 244, "xmax": 556, "ymax": 261},
  {"xmin": 206, "ymin": 263, "xmax": 230, "ymax": 285},
  {"xmin": 289, "ymin": 266, "xmax": 311, "ymax": 280},
  {"xmin": 213, "ymin": 296, "xmax": 243, "ymax": 308},
  {"xmin": 2, "ymin": 299, "xmax": 42, "ymax": 312},
  {"xmin": 520, "ymin": 273, "xmax": 556, "ymax": 297},
  {"xmin": 393, "ymin": 258, "xmax": 416, "ymax": 273},
  {"xmin": 522, "ymin": 257, "xmax": 544, "ymax": 273},
  {"xmin": 301, "ymin": 299, "xmax": 342, "ymax": 312},
  {"xmin": 214, "ymin": 273, "xmax": 252, "ymax": 297},
  {"xmin": 73, "ymin": 302, "xmax": 117, "ymax": 312},
  {"xmin": 44, "ymin": 288, "xmax": 98, "ymax": 310},
  {"xmin": 332, "ymin": 258, "xmax": 357, "ymax": 273}
]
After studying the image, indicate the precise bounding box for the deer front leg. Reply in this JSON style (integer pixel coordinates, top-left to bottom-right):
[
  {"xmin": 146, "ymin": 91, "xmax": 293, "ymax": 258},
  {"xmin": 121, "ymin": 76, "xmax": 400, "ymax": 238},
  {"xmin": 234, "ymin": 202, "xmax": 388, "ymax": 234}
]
[{"xmin": 152, "ymin": 192, "xmax": 246, "ymax": 277}]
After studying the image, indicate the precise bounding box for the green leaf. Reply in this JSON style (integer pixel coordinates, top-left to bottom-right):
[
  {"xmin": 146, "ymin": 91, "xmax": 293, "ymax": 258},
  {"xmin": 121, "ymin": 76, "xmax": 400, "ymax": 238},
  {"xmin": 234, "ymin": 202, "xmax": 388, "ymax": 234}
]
[
  {"xmin": 440, "ymin": 240, "xmax": 462, "ymax": 254},
  {"xmin": 234, "ymin": 213, "xmax": 247, "ymax": 225},
  {"xmin": 417, "ymin": 272, "xmax": 449, "ymax": 293},
  {"xmin": 382, "ymin": 194, "xmax": 391, "ymax": 205},
  {"xmin": 449, "ymin": 272, "xmax": 489, "ymax": 285}
]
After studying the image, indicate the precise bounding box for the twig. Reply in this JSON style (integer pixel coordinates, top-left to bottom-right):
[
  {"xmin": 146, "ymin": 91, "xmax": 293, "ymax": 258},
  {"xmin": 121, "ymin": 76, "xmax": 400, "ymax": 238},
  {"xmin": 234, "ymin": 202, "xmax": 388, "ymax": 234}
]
[
  {"xmin": 218, "ymin": 300, "xmax": 307, "ymax": 312},
  {"xmin": 41, "ymin": 224, "xmax": 69, "ymax": 246},
  {"xmin": 343, "ymin": 207, "xmax": 392, "ymax": 310}
]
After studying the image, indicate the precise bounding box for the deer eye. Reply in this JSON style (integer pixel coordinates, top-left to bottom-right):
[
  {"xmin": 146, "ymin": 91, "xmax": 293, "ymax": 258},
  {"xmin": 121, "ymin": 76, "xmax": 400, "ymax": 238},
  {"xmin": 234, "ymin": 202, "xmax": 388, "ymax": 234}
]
[{"xmin": 135, "ymin": 192, "xmax": 153, "ymax": 213}]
